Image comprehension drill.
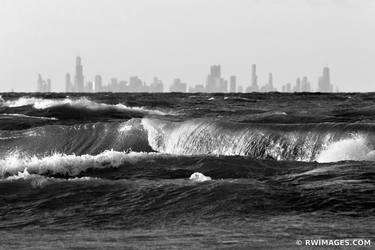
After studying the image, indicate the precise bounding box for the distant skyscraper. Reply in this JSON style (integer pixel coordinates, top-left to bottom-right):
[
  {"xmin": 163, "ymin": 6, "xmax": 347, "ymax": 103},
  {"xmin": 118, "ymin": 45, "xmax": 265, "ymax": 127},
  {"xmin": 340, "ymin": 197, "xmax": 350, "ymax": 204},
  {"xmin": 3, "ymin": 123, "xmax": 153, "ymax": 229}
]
[
  {"xmin": 36, "ymin": 74, "xmax": 51, "ymax": 92},
  {"xmin": 246, "ymin": 64, "xmax": 259, "ymax": 92},
  {"xmin": 323, "ymin": 67, "xmax": 330, "ymax": 84},
  {"xmin": 37, "ymin": 74, "xmax": 43, "ymax": 92},
  {"xmin": 318, "ymin": 67, "xmax": 333, "ymax": 92},
  {"xmin": 229, "ymin": 76, "xmax": 237, "ymax": 93},
  {"xmin": 205, "ymin": 65, "xmax": 227, "ymax": 92},
  {"xmin": 294, "ymin": 77, "xmax": 301, "ymax": 92},
  {"xmin": 118, "ymin": 80, "xmax": 128, "ymax": 92},
  {"xmin": 94, "ymin": 75, "xmax": 102, "ymax": 92},
  {"xmin": 149, "ymin": 77, "xmax": 164, "ymax": 92},
  {"xmin": 109, "ymin": 78, "xmax": 118, "ymax": 92},
  {"xmin": 301, "ymin": 76, "xmax": 311, "ymax": 92},
  {"xmin": 170, "ymin": 78, "xmax": 187, "ymax": 92},
  {"xmin": 65, "ymin": 73, "xmax": 73, "ymax": 92},
  {"xmin": 251, "ymin": 64, "xmax": 258, "ymax": 90},
  {"xmin": 74, "ymin": 56, "xmax": 84, "ymax": 92},
  {"xmin": 129, "ymin": 76, "xmax": 144, "ymax": 92},
  {"xmin": 247, "ymin": 64, "xmax": 259, "ymax": 92},
  {"xmin": 260, "ymin": 73, "xmax": 277, "ymax": 92},
  {"xmin": 46, "ymin": 79, "xmax": 51, "ymax": 92}
]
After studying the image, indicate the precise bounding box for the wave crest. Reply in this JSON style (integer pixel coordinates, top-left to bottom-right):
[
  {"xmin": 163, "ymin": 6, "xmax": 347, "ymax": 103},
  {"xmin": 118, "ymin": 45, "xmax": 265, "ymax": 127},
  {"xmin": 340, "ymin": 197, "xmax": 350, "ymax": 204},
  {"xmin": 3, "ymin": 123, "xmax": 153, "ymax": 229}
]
[
  {"xmin": 0, "ymin": 150, "xmax": 156, "ymax": 177},
  {"xmin": 316, "ymin": 135, "xmax": 375, "ymax": 162},
  {"xmin": 2, "ymin": 96, "xmax": 170, "ymax": 115},
  {"xmin": 142, "ymin": 118, "xmax": 375, "ymax": 162},
  {"xmin": 0, "ymin": 119, "xmax": 153, "ymax": 156}
]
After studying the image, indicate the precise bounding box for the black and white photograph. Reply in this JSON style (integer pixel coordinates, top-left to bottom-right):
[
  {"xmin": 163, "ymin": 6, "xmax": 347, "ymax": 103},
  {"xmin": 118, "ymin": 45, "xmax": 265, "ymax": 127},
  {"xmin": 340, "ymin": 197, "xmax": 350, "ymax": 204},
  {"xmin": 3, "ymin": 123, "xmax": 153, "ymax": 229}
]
[{"xmin": 0, "ymin": 0, "xmax": 374, "ymax": 249}]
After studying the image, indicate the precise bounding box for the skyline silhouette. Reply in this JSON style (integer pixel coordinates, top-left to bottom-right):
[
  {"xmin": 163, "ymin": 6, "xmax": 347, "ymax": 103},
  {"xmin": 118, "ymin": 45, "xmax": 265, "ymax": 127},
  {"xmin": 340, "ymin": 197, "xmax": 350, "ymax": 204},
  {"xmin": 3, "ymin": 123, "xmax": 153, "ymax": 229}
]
[{"xmin": 37, "ymin": 56, "xmax": 336, "ymax": 93}]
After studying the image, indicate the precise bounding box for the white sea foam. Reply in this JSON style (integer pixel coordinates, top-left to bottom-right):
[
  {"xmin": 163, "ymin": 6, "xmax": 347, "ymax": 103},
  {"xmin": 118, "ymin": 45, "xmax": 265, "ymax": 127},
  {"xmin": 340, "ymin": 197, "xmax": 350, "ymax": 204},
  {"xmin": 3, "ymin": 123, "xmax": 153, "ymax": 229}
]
[
  {"xmin": 6, "ymin": 168, "xmax": 34, "ymax": 180},
  {"xmin": 3, "ymin": 168, "xmax": 102, "ymax": 188},
  {"xmin": 0, "ymin": 150, "xmax": 158, "ymax": 177},
  {"xmin": 5, "ymin": 168, "xmax": 51, "ymax": 187},
  {"xmin": 2, "ymin": 97, "xmax": 169, "ymax": 115},
  {"xmin": 189, "ymin": 172, "xmax": 212, "ymax": 182},
  {"xmin": 118, "ymin": 125, "xmax": 133, "ymax": 133},
  {"xmin": 316, "ymin": 135, "xmax": 375, "ymax": 163}
]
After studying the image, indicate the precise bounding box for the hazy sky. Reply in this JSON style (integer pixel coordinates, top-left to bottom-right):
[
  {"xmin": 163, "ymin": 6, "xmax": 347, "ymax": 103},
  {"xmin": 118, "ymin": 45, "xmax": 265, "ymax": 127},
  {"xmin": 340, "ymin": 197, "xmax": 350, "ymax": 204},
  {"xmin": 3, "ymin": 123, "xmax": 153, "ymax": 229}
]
[{"xmin": 0, "ymin": 0, "xmax": 374, "ymax": 92}]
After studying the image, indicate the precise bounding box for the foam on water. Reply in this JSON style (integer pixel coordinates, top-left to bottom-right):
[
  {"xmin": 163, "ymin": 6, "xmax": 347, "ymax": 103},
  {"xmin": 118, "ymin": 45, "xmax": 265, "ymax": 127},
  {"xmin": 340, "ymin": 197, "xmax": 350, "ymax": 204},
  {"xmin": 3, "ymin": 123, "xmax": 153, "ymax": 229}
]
[
  {"xmin": 2, "ymin": 97, "xmax": 169, "ymax": 115},
  {"xmin": 0, "ymin": 150, "xmax": 159, "ymax": 177},
  {"xmin": 3, "ymin": 168, "xmax": 102, "ymax": 188},
  {"xmin": 316, "ymin": 135, "xmax": 375, "ymax": 163},
  {"xmin": 5, "ymin": 168, "xmax": 51, "ymax": 187},
  {"xmin": 189, "ymin": 172, "xmax": 212, "ymax": 182}
]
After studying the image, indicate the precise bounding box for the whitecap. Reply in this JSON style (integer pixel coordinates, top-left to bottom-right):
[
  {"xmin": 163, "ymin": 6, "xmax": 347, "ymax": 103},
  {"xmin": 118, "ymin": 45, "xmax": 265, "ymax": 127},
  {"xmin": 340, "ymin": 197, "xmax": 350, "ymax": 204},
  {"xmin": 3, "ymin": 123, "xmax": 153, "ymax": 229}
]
[
  {"xmin": 0, "ymin": 150, "xmax": 159, "ymax": 177},
  {"xmin": 189, "ymin": 172, "xmax": 212, "ymax": 182},
  {"xmin": 2, "ymin": 97, "xmax": 171, "ymax": 116},
  {"xmin": 316, "ymin": 134, "xmax": 375, "ymax": 163}
]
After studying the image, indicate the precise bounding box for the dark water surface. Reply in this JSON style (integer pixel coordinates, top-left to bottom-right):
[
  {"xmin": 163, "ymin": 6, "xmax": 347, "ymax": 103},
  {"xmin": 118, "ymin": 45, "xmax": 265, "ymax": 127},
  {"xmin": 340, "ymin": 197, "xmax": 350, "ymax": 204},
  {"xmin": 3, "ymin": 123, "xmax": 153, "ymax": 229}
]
[{"xmin": 0, "ymin": 92, "xmax": 374, "ymax": 249}]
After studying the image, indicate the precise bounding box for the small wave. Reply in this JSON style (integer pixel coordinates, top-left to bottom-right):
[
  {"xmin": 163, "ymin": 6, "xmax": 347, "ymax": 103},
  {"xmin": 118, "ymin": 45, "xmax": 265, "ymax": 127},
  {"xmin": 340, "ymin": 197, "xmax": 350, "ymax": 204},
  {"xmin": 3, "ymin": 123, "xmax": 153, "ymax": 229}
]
[
  {"xmin": 2, "ymin": 97, "xmax": 170, "ymax": 115},
  {"xmin": 0, "ymin": 150, "xmax": 159, "ymax": 178},
  {"xmin": 3, "ymin": 168, "xmax": 102, "ymax": 188},
  {"xmin": 6, "ymin": 168, "xmax": 36, "ymax": 180},
  {"xmin": 5, "ymin": 168, "xmax": 51, "ymax": 188}
]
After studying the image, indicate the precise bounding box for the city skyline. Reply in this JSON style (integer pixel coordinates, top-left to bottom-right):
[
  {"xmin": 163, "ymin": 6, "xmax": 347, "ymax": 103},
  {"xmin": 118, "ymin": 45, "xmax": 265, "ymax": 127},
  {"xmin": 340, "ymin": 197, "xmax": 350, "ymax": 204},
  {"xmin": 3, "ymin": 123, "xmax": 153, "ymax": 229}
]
[{"xmin": 39, "ymin": 56, "xmax": 337, "ymax": 93}]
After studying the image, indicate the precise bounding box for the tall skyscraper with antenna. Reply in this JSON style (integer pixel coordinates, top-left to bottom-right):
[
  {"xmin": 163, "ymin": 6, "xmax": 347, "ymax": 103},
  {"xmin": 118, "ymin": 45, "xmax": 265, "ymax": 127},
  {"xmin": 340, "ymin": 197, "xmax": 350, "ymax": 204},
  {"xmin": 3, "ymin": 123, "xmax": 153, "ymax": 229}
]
[{"xmin": 74, "ymin": 56, "xmax": 84, "ymax": 92}]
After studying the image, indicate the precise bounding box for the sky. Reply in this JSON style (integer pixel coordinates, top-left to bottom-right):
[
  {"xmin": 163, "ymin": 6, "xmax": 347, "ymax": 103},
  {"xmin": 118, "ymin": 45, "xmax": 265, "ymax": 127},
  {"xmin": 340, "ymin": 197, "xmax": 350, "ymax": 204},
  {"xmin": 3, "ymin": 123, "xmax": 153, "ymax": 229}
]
[{"xmin": 0, "ymin": 0, "xmax": 374, "ymax": 92}]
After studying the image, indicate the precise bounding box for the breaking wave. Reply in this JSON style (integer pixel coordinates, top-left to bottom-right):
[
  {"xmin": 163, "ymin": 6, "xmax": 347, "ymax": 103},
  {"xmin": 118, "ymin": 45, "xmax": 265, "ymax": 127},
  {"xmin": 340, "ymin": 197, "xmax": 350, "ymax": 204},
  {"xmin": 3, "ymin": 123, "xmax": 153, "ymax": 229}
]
[
  {"xmin": 142, "ymin": 118, "xmax": 375, "ymax": 162},
  {"xmin": 1, "ymin": 117, "xmax": 375, "ymax": 163},
  {"xmin": 316, "ymin": 135, "xmax": 375, "ymax": 162},
  {"xmin": 0, "ymin": 119, "xmax": 153, "ymax": 156},
  {"xmin": 1, "ymin": 96, "xmax": 170, "ymax": 116},
  {"xmin": 0, "ymin": 150, "xmax": 156, "ymax": 178}
]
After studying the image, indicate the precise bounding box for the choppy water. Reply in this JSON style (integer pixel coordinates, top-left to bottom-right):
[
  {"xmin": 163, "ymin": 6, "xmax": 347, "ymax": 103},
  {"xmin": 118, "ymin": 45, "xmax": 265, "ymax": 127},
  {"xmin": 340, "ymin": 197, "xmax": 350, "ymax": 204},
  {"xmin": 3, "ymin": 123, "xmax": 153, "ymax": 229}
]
[{"xmin": 0, "ymin": 92, "xmax": 374, "ymax": 249}]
